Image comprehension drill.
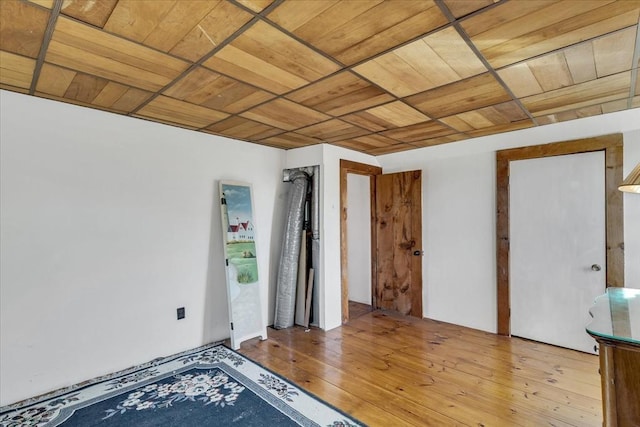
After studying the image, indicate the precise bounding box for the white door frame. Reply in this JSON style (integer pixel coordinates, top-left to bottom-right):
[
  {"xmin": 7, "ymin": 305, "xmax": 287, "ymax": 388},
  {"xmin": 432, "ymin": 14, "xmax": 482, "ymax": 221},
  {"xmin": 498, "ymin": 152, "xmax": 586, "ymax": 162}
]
[{"xmin": 496, "ymin": 134, "xmax": 624, "ymax": 336}]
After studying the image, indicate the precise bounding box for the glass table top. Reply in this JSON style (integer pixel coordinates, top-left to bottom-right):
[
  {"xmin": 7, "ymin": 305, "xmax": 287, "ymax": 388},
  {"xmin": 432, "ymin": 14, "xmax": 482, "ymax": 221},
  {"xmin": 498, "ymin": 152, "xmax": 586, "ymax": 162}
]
[{"xmin": 586, "ymin": 287, "xmax": 640, "ymax": 346}]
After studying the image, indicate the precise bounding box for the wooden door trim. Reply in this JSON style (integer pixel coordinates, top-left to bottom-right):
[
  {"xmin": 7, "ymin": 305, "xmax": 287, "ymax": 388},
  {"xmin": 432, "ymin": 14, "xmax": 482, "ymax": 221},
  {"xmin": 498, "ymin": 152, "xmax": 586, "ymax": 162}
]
[
  {"xmin": 340, "ymin": 159, "xmax": 382, "ymax": 324},
  {"xmin": 496, "ymin": 134, "xmax": 624, "ymax": 336}
]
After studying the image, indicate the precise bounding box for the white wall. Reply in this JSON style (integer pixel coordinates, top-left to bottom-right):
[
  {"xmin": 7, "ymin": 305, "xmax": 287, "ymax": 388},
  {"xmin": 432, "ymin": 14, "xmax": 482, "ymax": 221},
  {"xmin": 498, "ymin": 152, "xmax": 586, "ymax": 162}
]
[
  {"xmin": 284, "ymin": 144, "xmax": 379, "ymax": 330},
  {"xmin": 378, "ymin": 109, "xmax": 640, "ymax": 333},
  {"xmin": 347, "ymin": 174, "xmax": 372, "ymax": 304},
  {"xmin": 3, "ymin": 87, "xmax": 638, "ymax": 405},
  {"xmin": 0, "ymin": 90, "xmax": 286, "ymax": 406}
]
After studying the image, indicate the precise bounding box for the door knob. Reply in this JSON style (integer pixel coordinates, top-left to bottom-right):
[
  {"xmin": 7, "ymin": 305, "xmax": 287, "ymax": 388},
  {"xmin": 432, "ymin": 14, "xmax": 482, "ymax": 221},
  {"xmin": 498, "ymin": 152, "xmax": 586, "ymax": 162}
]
[{"xmin": 591, "ymin": 264, "xmax": 601, "ymax": 271}]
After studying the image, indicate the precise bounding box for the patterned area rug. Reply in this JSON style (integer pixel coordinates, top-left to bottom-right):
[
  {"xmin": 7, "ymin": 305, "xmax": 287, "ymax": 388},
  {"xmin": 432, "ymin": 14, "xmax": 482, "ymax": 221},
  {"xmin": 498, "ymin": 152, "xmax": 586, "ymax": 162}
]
[{"xmin": 0, "ymin": 344, "xmax": 363, "ymax": 426}]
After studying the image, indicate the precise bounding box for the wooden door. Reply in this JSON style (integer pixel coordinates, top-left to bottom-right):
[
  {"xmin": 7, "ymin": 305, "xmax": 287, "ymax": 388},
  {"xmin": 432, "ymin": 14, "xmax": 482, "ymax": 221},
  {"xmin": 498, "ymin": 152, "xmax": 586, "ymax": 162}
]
[
  {"xmin": 510, "ymin": 152, "xmax": 605, "ymax": 354},
  {"xmin": 375, "ymin": 170, "xmax": 422, "ymax": 317}
]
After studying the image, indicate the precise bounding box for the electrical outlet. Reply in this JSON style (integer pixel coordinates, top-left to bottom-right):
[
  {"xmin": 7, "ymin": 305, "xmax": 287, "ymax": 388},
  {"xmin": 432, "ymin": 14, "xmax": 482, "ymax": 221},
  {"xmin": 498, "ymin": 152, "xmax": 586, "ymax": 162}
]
[{"xmin": 177, "ymin": 307, "xmax": 185, "ymax": 320}]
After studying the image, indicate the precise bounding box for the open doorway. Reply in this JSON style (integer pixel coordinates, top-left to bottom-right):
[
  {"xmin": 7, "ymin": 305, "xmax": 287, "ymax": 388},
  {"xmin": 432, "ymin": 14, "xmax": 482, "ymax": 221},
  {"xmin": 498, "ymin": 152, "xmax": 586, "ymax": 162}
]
[
  {"xmin": 340, "ymin": 160, "xmax": 423, "ymax": 323},
  {"xmin": 340, "ymin": 160, "xmax": 381, "ymax": 323},
  {"xmin": 346, "ymin": 173, "xmax": 373, "ymax": 320}
]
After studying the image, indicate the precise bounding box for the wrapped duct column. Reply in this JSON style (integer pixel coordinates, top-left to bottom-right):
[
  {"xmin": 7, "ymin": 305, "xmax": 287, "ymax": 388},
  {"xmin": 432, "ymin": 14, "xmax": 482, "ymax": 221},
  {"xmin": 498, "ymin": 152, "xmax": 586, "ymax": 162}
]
[{"xmin": 273, "ymin": 170, "xmax": 309, "ymax": 329}]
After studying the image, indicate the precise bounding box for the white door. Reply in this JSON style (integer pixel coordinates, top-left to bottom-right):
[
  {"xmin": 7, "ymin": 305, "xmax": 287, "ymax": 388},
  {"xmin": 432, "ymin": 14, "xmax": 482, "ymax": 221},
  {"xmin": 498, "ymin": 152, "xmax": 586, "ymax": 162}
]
[{"xmin": 510, "ymin": 151, "xmax": 605, "ymax": 354}]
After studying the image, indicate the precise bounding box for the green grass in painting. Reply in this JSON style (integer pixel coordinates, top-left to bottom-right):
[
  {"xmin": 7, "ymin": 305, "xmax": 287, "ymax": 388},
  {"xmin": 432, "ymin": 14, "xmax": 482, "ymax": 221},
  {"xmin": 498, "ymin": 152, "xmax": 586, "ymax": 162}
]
[{"xmin": 226, "ymin": 242, "xmax": 258, "ymax": 283}]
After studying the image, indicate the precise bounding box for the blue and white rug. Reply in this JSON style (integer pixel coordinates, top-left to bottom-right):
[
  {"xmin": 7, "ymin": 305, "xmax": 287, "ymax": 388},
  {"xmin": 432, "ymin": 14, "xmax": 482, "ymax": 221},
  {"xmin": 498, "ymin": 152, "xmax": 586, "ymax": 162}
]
[{"xmin": 0, "ymin": 344, "xmax": 363, "ymax": 426}]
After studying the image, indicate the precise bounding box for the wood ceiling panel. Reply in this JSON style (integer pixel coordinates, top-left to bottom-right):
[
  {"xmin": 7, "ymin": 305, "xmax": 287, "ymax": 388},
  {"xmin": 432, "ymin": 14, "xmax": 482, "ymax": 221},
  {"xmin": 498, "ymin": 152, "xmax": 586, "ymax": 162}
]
[
  {"xmin": 330, "ymin": 134, "xmax": 400, "ymax": 152},
  {"xmin": 261, "ymin": 132, "xmax": 323, "ymax": 149},
  {"xmin": 205, "ymin": 117, "xmax": 284, "ymax": 140},
  {"xmin": 527, "ymin": 52, "xmax": 574, "ymax": 92},
  {"xmin": 601, "ymin": 98, "xmax": 631, "ymax": 114},
  {"xmin": 104, "ymin": 0, "xmax": 177, "ymax": 42},
  {"xmin": 381, "ymin": 121, "xmax": 456, "ymax": 143},
  {"xmin": 354, "ymin": 27, "xmax": 487, "ymax": 97},
  {"xmin": 0, "ymin": 51, "xmax": 35, "ymax": 90},
  {"xmin": 46, "ymin": 18, "xmax": 190, "ymax": 92},
  {"xmin": 340, "ymin": 111, "xmax": 389, "ymax": 132},
  {"xmin": 36, "ymin": 63, "xmax": 76, "ymax": 96},
  {"xmin": 536, "ymin": 100, "xmax": 629, "ymax": 125},
  {"xmin": 497, "ymin": 63, "xmax": 543, "ymax": 98},
  {"xmin": 91, "ymin": 82, "xmax": 135, "ymax": 109},
  {"xmin": 0, "ymin": 0, "xmax": 49, "ymax": 58},
  {"xmin": 522, "ymin": 71, "xmax": 631, "ymax": 116},
  {"xmin": 500, "ymin": 27, "xmax": 636, "ymax": 100},
  {"xmin": 108, "ymin": 87, "xmax": 153, "ymax": 113},
  {"xmin": 236, "ymin": 0, "xmax": 275, "ymax": 13},
  {"xmin": 164, "ymin": 67, "xmax": 274, "ymax": 114},
  {"xmin": 136, "ymin": 95, "xmax": 229, "ymax": 128},
  {"xmin": 27, "ymin": 0, "xmax": 54, "ymax": 8},
  {"xmin": 63, "ymin": 73, "xmax": 110, "ymax": 104},
  {"xmin": 593, "ymin": 26, "xmax": 637, "ymax": 77},
  {"xmin": 61, "ymin": 0, "xmax": 118, "ymax": 28},
  {"xmin": 1, "ymin": 0, "xmax": 638, "ymax": 155},
  {"xmin": 437, "ymin": 116, "xmax": 474, "ymax": 133},
  {"xmin": 465, "ymin": 119, "xmax": 534, "ymax": 138},
  {"xmin": 241, "ymin": 98, "xmax": 331, "ymax": 130},
  {"xmin": 295, "ymin": 119, "xmax": 369, "ymax": 142},
  {"xmin": 204, "ymin": 21, "xmax": 340, "ymax": 94},
  {"xmin": 342, "ymin": 101, "xmax": 430, "ymax": 131},
  {"xmin": 472, "ymin": 100, "xmax": 529, "ymax": 125},
  {"xmin": 170, "ymin": 2, "xmax": 252, "ymax": 62},
  {"xmin": 463, "ymin": 0, "xmax": 584, "ymax": 39},
  {"xmin": 406, "ymin": 73, "xmax": 511, "ymax": 118},
  {"xmin": 268, "ymin": 0, "xmax": 448, "ymax": 65},
  {"xmin": 463, "ymin": 0, "xmax": 640, "ymax": 68},
  {"xmin": 34, "ymin": 92, "xmax": 106, "ymax": 111},
  {"xmin": 563, "ymin": 42, "xmax": 598, "ymax": 85},
  {"xmin": 440, "ymin": 101, "xmax": 529, "ymax": 132},
  {"xmin": 443, "ymin": 0, "xmax": 499, "ymax": 19},
  {"xmin": 104, "ymin": 0, "xmax": 252, "ymax": 58},
  {"xmin": 36, "ymin": 63, "xmax": 152, "ymax": 114},
  {"xmin": 367, "ymin": 143, "xmax": 417, "ymax": 155},
  {"xmin": 286, "ymin": 71, "xmax": 393, "ymax": 116}
]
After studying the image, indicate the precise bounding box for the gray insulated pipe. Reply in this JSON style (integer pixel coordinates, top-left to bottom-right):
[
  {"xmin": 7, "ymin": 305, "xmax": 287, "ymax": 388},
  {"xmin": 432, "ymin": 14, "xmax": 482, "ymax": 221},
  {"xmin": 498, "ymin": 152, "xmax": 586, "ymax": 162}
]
[{"xmin": 273, "ymin": 170, "xmax": 309, "ymax": 329}]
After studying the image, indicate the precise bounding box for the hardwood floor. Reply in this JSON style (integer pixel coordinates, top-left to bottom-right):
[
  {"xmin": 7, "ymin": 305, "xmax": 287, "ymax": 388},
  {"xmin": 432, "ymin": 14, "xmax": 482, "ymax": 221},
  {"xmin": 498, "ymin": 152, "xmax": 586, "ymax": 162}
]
[
  {"xmin": 237, "ymin": 309, "xmax": 602, "ymax": 426},
  {"xmin": 348, "ymin": 300, "xmax": 373, "ymax": 320}
]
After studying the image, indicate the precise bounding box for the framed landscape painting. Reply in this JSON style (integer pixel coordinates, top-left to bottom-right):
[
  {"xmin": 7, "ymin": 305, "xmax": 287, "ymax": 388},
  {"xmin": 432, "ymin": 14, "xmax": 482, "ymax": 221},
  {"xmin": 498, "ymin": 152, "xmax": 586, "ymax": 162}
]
[{"xmin": 219, "ymin": 181, "xmax": 267, "ymax": 349}]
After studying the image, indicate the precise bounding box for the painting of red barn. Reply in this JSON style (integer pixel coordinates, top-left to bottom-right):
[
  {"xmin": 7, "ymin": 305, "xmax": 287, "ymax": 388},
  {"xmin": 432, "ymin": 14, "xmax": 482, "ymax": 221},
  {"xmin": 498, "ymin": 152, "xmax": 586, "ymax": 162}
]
[{"xmin": 219, "ymin": 181, "xmax": 267, "ymax": 349}]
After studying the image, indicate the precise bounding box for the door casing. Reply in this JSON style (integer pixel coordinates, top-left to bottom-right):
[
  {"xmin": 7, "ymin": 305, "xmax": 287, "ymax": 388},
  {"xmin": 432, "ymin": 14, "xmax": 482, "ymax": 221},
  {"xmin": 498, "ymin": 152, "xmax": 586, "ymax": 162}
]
[
  {"xmin": 340, "ymin": 160, "xmax": 382, "ymax": 324},
  {"xmin": 496, "ymin": 134, "xmax": 624, "ymax": 336},
  {"xmin": 340, "ymin": 160, "xmax": 424, "ymax": 323}
]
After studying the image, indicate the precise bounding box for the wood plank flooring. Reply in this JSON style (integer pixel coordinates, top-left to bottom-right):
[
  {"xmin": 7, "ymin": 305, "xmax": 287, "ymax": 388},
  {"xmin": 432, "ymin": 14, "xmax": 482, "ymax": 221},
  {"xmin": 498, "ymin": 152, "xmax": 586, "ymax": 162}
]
[
  {"xmin": 349, "ymin": 300, "xmax": 373, "ymax": 320},
  {"xmin": 237, "ymin": 310, "xmax": 602, "ymax": 426}
]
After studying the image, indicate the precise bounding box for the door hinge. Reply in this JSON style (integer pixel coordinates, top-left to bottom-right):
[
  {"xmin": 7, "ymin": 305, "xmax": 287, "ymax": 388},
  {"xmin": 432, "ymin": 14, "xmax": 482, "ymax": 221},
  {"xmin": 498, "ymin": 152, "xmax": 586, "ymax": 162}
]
[
  {"xmin": 230, "ymin": 322, "xmax": 234, "ymax": 331},
  {"xmin": 225, "ymin": 259, "xmax": 229, "ymax": 266}
]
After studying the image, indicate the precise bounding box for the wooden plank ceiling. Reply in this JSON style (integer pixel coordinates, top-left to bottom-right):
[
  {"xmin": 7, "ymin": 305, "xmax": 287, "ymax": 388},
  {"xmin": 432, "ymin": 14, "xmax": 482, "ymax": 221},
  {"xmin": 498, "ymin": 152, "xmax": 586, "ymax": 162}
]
[{"xmin": 1, "ymin": 0, "xmax": 639, "ymax": 155}]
